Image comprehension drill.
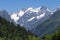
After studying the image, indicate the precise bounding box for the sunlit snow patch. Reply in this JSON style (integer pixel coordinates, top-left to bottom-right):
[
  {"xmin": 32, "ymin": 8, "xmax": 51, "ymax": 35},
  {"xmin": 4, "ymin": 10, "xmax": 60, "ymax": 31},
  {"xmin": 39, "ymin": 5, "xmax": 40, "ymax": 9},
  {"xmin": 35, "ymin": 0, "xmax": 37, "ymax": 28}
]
[
  {"xmin": 11, "ymin": 13, "xmax": 19, "ymax": 22},
  {"xmin": 36, "ymin": 13, "xmax": 45, "ymax": 19},
  {"xmin": 27, "ymin": 17, "xmax": 35, "ymax": 22}
]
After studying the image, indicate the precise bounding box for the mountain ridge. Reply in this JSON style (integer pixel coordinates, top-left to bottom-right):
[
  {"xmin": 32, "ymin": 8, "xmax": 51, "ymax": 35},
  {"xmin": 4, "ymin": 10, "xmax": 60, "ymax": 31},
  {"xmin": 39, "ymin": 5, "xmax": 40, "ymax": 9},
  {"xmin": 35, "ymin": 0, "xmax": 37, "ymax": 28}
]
[{"xmin": 10, "ymin": 6, "xmax": 53, "ymax": 31}]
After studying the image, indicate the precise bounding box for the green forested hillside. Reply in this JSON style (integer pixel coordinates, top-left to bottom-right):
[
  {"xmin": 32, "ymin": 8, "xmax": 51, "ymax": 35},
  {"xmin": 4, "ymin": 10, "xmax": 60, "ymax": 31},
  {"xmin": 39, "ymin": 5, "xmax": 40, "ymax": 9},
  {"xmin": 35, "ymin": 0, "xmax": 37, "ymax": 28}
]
[
  {"xmin": 0, "ymin": 16, "xmax": 41, "ymax": 40},
  {"xmin": 42, "ymin": 28, "xmax": 60, "ymax": 40}
]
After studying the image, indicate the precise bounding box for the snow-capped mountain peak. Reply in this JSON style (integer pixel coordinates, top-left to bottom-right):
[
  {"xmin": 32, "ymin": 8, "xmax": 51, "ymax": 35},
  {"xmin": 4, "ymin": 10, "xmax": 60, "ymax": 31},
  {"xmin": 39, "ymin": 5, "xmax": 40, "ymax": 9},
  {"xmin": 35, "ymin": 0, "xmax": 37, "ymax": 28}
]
[
  {"xmin": 11, "ymin": 13, "xmax": 19, "ymax": 22},
  {"xmin": 10, "ymin": 6, "xmax": 53, "ymax": 30},
  {"xmin": 25, "ymin": 7, "xmax": 41, "ymax": 13},
  {"xmin": 18, "ymin": 10, "xmax": 24, "ymax": 17},
  {"xmin": 25, "ymin": 7, "xmax": 33, "ymax": 12},
  {"xmin": 11, "ymin": 10, "xmax": 24, "ymax": 22}
]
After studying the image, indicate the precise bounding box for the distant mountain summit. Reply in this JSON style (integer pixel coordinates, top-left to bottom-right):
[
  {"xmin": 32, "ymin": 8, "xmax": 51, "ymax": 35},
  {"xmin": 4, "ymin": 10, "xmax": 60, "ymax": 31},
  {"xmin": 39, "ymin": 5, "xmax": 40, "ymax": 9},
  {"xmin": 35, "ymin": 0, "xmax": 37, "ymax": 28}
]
[
  {"xmin": 0, "ymin": 10, "xmax": 12, "ymax": 22},
  {"xmin": 10, "ymin": 6, "xmax": 53, "ymax": 30}
]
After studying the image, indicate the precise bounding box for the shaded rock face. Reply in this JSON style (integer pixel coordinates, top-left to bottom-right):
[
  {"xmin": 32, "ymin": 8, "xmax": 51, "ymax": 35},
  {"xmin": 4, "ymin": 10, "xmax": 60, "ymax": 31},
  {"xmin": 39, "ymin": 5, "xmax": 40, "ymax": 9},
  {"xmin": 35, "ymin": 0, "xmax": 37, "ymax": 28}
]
[
  {"xmin": 32, "ymin": 10, "xmax": 60, "ymax": 37},
  {"xmin": 0, "ymin": 10, "xmax": 15, "ymax": 23},
  {"xmin": 0, "ymin": 10, "xmax": 11, "ymax": 21},
  {"xmin": 11, "ymin": 6, "xmax": 53, "ymax": 31}
]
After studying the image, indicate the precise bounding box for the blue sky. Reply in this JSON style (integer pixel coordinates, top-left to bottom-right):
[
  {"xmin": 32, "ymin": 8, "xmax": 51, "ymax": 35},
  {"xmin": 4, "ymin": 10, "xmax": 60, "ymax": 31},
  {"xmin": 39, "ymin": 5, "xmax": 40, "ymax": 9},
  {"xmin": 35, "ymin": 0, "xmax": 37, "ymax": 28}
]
[{"xmin": 0, "ymin": 0, "xmax": 60, "ymax": 12}]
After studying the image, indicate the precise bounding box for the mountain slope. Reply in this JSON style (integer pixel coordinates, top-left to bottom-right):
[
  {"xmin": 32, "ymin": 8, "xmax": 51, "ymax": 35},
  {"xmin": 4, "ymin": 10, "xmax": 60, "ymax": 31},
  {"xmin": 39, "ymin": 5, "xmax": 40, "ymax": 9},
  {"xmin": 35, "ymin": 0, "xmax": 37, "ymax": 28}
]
[
  {"xmin": 11, "ymin": 6, "xmax": 53, "ymax": 31},
  {"xmin": 0, "ymin": 10, "xmax": 12, "ymax": 22},
  {"xmin": 0, "ymin": 16, "xmax": 41, "ymax": 40},
  {"xmin": 32, "ymin": 9, "xmax": 60, "ymax": 37}
]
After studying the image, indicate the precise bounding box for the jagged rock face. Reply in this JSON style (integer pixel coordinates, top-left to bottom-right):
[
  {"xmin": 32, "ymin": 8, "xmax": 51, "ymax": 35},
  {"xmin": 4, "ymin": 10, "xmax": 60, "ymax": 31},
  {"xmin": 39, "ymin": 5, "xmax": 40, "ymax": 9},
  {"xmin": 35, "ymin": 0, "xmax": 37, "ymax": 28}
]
[
  {"xmin": 0, "ymin": 10, "xmax": 15, "ymax": 23},
  {"xmin": 10, "ymin": 6, "xmax": 53, "ymax": 30},
  {"xmin": 0, "ymin": 10, "xmax": 12, "ymax": 22},
  {"xmin": 32, "ymin": 10, "xmax": 60, "ymax": 37}
]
